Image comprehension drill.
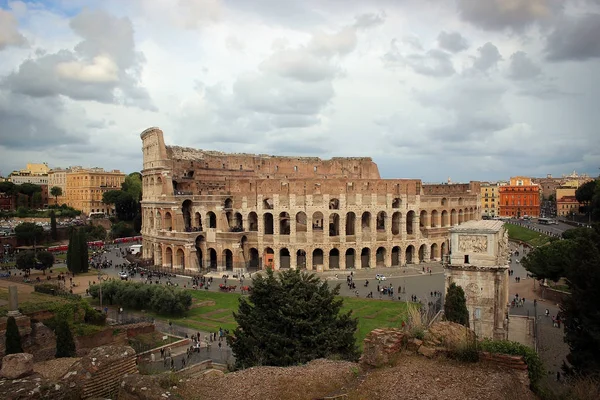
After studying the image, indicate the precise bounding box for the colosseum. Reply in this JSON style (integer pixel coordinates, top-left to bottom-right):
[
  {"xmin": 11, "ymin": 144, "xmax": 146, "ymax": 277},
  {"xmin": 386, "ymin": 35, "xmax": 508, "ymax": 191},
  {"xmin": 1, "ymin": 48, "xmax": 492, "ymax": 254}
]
[{"xmin": 140, "ymin": 127, "xmax": 481, "ymax": 273}]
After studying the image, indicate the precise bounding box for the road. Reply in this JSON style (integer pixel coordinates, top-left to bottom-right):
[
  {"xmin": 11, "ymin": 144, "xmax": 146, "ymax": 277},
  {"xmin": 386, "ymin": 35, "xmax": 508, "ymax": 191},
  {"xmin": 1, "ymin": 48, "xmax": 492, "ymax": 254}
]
[{"xmin": 506, "ymin": 218, "xmax": 575, "ymax": 237}]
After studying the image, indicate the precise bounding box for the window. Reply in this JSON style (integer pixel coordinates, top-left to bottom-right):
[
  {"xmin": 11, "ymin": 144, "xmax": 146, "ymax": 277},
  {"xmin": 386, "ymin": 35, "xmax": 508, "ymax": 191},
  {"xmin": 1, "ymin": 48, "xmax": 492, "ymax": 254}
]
[
  {"xmin": 294, "ymin": 166, "xmax": 298, "ymax": 172},
  {"xmin": 475, "ymin": 308, "xmax": 481, "ymax": 319},
  {"xmin": 464, "ymin": 255, "xmax": 469, "ymax": 263}
]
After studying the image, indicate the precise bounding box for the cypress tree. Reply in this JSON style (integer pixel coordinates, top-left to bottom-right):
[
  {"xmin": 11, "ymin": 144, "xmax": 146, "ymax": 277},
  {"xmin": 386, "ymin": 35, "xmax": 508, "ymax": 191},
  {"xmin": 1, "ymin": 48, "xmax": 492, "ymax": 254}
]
[
  {"xmin": 55, "ymin": 319, "xmax": 76, "ymax": 358},
  {"xmin": 5, "ymin": 316, "xmax": 24, "ymax": 354},
  {"xmin": 67, "ymin": 228, "xmax": 81, "ymax": 275},
  {"xmin": 50, "ymin": 210, "xmax": 58, "ymax": 240},
  {"xmin": 444, "ymin": 282, "xmax": 470, "ymax": 327},
  {"xmin": 79, "ymin": 229, "xmax": 89, "ymax": 273}
]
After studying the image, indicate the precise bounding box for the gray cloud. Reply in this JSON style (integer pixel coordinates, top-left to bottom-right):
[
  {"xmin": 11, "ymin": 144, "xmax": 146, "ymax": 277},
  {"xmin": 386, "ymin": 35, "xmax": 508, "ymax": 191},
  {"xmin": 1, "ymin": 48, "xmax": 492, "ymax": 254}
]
[
  {"xmin": 0, "ymin": 9, "xmax": 28, "ymax": 50},
  {"xmin": 456, "ymin": 0, "xmax": 561, "ymax": 31},
  {"xmin": 545, "ymin": 13, "xmax": 600, "ymax": 61},
  {"xmin": 437, "ymin": 31, "xmax": 469, "ymax": 53},
  {"xmin": 508, "ymin": 51, "xmax": 541, "ymax": 80},
  {"xmin": 384, "ymin": 40, "xmax": 456, "ymax": 77},
  {"xmin": 3, "ymin": 9, "xmax": 155, "ymax": 110},
  {"xmin": 472, "ymin": 42, "xmax": 502, "ymax": 72}
]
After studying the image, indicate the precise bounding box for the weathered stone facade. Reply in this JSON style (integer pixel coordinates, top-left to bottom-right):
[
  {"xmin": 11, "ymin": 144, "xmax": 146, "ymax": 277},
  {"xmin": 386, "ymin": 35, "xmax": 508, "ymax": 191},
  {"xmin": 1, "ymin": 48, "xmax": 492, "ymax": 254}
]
[
  {"xmin": 445, "ymin": 220, "xmax": 510, "ymax": 340},
  {"xmin": 140, "ymin": 127, "xmax": 481, "ymax": 273}
]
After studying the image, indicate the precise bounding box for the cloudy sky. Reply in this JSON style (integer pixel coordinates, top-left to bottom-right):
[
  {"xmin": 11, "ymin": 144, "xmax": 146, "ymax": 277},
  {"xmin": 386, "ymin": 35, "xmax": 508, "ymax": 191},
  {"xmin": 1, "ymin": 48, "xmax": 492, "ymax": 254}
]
[{"xmin": 1, "ymin": 0, "xmax": 599, "ymax": 182}]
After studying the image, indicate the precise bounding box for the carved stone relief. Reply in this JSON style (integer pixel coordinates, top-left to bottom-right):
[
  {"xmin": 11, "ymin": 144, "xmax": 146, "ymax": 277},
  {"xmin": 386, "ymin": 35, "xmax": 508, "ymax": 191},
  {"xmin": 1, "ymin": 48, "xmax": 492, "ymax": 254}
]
[{"xmin": 458, "ymin": 235, "xmax": 488, "ymax": 253}]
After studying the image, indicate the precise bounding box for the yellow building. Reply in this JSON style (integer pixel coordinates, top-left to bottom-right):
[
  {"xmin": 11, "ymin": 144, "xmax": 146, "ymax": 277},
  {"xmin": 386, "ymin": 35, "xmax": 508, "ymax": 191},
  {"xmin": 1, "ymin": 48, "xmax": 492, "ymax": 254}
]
[
  {"xmin": 24, "ymin": 163, "xmax": 50, "ymax": 175},
  {"xmin": 65, "ymin": 167, "xmax": 125, "ymax": 216},
  {"xmin": 48, "ymin": 168, "xmax": 69, "ymax": 205},
  {"xmin": 9, "ymin": 162, "xmax": 50, "ymax": 185},
  {"xmin": 480, "ymin": 182, "xmax": 504, "ymax": 218}
]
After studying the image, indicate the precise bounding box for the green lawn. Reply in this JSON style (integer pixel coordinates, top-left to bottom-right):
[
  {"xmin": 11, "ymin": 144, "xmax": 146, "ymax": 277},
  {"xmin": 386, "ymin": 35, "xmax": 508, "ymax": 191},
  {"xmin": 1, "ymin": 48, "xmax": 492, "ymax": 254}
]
[
  {"xmin": 153, "ymin": 290, "xmax": 409, "ymax": 347},
  {"xmin": 505, "ymin": 223, "xmax": 551, "ymax": 247}
]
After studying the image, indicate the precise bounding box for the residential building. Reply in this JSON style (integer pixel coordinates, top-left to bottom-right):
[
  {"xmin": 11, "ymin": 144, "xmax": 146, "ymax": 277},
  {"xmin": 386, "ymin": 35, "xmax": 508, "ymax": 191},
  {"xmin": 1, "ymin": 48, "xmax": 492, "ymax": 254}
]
[
  {"xmin": 65, "ymin": 167, "xmax": 126, "ymax": 216},
  {"xmin": 498, "ymin": 176, "xmax": 540, "ymax": 218},
  {"xmin": 48, "ymin": 168, "xmax": 70, "ymax": 205},
  {"xmin": 480, "ymin": 182, "xmax": 506, "ymax": 218},
  {"xmin": 9, "ymin": 162, "xmax": 50, "ymax": 185},
  {"xmin": 557, "ymin": 196, "xmax": 581, "ymax": 217}
]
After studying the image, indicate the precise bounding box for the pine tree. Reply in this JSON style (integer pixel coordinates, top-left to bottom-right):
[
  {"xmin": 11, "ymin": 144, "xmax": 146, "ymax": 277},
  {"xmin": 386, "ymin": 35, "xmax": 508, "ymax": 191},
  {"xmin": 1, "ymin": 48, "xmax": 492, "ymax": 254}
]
[
  {"xmin": 5, "ymin": 316, "xmax": 24, "ymax": 354},
  {"xmin": 444, "ymin": 282, "xmax": 469, "ymax": 327},
  {"xmin": 50, "ymin": 210, "xmax": 58, "ymax": 240},
  {"xmin": 55, "ymin": 319, "xmax": 76, "ymax": 358},
  {"xmin": 78, "ymin": 229, "xmax": 89, "ymax": 273}
]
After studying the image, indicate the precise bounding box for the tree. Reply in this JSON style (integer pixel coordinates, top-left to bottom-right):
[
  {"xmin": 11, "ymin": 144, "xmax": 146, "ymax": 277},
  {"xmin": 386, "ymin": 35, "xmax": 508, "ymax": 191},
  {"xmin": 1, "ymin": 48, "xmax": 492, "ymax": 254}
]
[
  {"xmin": 122, "ymin": 172, "xmax": 142, "ymax": 201},
  {"xmin": 229, "ymin": 268, "xmax": 359, "ymax": 369},
  {"xmin": 78, "ymin": 228, "xmax": 89, "ymax": 273},
  {"xmin": 444, "ymin": 283, "xmax": 469, "ymax": 327},
  {"xmin": 16, "ymin": 251, "xmax": 36, "ymax": 274},
  {"xmin": 102, "ymin": 190, "xmax": 124, "ymax": 206},
  {"xmin": 5, "ymin": 316, "xmax": 23, "ymax": 354},
  {"xmin": 576, "ymin": 181, "xmax": 597, "ymax": 205},
  {"xmin": 522, "ymin": 239, "xmax": 574, "ymax": 282},
  {"xmin": 102, "ymin": 190, "xmax": 137, "ymax": 221},
  {"xmin": 36, "ymin": 250, "xmax": 55, "ymax": 273},
  {"xmin": 111, "ymin": 221, "xmax": 135, "ymax": 239},
  {"xmin": 0, "ymin": 181, "xmax": 17, "ymax": 196},
  {"xmin": 50, "ymin": 210, "xmax": 58, "ymax": 240},
  {"xmin": 14, "ymin": 222, "xmax": 44, "ymax": 246},
  {"xmin": 50, "ymin": 186, "xmax": 63, "ymax": 204},
  {"xmin": 66, "ymin": 228, "xmax": 81, "ymax": 275},
  {"xmin": 55, "ymin": 319, "xmax": 76, "ymax": 358},
  {"xmin": 32, "ymin": 192, "xmax": 42, "ymax": 208}
]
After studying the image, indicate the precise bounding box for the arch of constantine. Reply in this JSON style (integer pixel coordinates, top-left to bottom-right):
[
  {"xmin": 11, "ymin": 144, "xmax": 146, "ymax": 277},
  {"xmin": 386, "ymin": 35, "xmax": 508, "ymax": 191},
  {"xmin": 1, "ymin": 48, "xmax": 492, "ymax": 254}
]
[{"xmin": 140, "ymin": 127, "xmax": 481, "ymax": 273}]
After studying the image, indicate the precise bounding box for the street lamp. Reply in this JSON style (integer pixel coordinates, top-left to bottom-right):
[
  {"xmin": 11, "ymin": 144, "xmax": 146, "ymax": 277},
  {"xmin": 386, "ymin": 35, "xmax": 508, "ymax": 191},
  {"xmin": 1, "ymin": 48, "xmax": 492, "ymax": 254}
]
[{"xmin": 97, "ymin": 272, "xmax": 109, "ymax": 311}]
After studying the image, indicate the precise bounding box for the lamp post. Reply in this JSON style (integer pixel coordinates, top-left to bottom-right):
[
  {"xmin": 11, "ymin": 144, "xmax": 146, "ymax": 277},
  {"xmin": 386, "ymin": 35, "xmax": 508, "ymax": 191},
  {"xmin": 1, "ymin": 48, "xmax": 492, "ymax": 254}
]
[{"xmin": 97, "ymin": 272, "xmax": 109, "ymax": 311}]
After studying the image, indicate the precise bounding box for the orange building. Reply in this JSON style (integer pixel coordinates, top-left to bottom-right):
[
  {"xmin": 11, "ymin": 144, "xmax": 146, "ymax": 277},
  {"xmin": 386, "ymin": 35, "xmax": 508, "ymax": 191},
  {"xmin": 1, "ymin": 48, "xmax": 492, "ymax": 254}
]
[{"xmin": 498, "ymin": 176, "xmax": 540, "ymax": 218}]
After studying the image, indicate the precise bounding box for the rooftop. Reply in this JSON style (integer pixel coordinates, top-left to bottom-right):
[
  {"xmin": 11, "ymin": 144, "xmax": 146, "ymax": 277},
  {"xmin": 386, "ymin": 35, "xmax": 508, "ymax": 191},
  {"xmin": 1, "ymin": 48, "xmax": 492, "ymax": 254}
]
[{"xmin": 450, "ymin": 219, "xmax": 504, "ymax": 233}]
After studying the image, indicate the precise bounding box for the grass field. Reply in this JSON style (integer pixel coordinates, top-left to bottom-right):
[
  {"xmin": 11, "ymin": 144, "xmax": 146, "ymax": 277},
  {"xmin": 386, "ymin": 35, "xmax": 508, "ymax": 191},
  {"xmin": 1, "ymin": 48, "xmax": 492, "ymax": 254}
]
[
  {"xmin": 153, "ymin": 290, "xmax": 409, "ymax": 347},
  {"xmin": 505, "ymin": 223, "xmax": 551, "ymax": 247},
  {"xmin": 0, "ymin": 287, "xmax": 72, "ymax": 316}
]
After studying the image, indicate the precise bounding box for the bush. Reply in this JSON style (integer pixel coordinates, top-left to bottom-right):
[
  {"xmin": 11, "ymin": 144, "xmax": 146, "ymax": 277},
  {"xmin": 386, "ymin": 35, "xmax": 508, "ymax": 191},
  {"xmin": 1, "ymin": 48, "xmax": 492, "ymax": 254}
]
[
  {"xmin": 5, "ymin": 316, "xmax": 23, "ymax": 354},
  {"xmin": 34, "ymin": 283, "xmax": 82, "ymax": 301},
  {"xmin": 55, "ymin": 319, "xmax": 76, "ymax": 358},
  {"xmin": 479, "ymin": 339, "xmax": 544, "ymax": 392}
]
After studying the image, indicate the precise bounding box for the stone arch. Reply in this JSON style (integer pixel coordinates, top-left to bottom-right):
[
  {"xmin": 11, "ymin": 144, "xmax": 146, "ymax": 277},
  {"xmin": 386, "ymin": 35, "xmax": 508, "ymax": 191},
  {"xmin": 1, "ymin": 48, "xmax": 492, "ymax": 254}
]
[
  {"xmin": 224, "ymin": 198, "xmax": 233, "ymax": 209},
  {"xmin": 431, "ymin": 210, "xmax": 439, "ymax": 228},
  {"xmin": 296, "ymin": 212, "xmax": 307, "ymax": 233},
  {"xmin": 329, "ymin": 213, "xmax": 340, "ymax": 236},
  {"xmin": 458, "ymin": 197, "xmax": 464, "ymax": 206},
  {"xmin": 430, "ymin": 243, "xmax": 439, "ymax": 260},
  {"xmin": 279, "ymin": 212, "xmax": 290, "ymax": 235},
  {"xmin": 312, "ymin": 211, "xmax": 324, "ymax": 232},
  {"xmin": 376, "ymin": 247, "xmax": 386, "ymax": 267},
  {"xmin": 148, "ymin": 211, "xmax": 154, "ymax": 231},
  {"xmin": 405, "ymin": 245, "xmax": 414, "ymax": 264},
  {"xmin": 441, "ymin": 241, "xmax": 448, "ymax": 257},
  {"xmin": 451, "ymin": 209, "xmax": 457, "ymax": 226},
  {"xmin": 264, "ymin": 213, "xmax": 274, "ymax": 234},
  {"xmin": 233, "ymin": 212, "xmax": 243, "ymax": 231},
  {"xmin": 312, "ymin": 248, "xmax": 324, "ymax": 267},
  {"xmin": 418, "ymin": 244, "xmax": 426, "ymax": 262},
  {"xmin": 248, "ymin": 248, "xmax": 260, "ymax": 270},
  {"xmin": 361, "ymin": 211, "xmax": 371, "ymax": 231},
  {"xmin": 264, "ymin": 247, "xmax": 274, "ymax": 269},
  {"xmin": 329, "ymin": 198, "xmax": 340, "ymax": 210},
  {"xmin": 165, "ymin": 246, "xmax": 173, "ymax": 267},
  {"xmin": 194, "ymin": 212, "xmax": 203, "ymax": 230},
  {"xmin": 329, "ymin": 248, "xmax": 340, "ymax": 269},
  {"xmin": 223, "ymin": 249, "xmax": 233, "ymax": 271},
  {"xmin": 406, "ymin": 210, "xmax": 415, "ymax": 235},
  {"xmin": 376, "ymin": 211, "xmax": 386, "ymax": 232},
  {"xmin": 208, "ymin": 248, "xmax": 217, "ymax": 269},
  {"xmin": 182, "ymin": 200, "xmax": 193, "ymax": 230},
  {"xmin": 419, "ymin": 210, "xmax": 428, "ymax": 229},
  {"xmin": 346, "ymin": 212, "xmax": 356, "ymax": 236},
  {"xmin": 155, "ymin": 244, "xmax": 162, "ymax": 266},
  {"xmin": 155, "ymin": 211, "xmax": 162, "ymax": 230},
  {"xmin": 345, "ymin": 248, "xmax": 356, "ymax": 269},
  {"xmin": 164, "ymin": 212, "xmax": 173, "ymax": 230},
  {"xmin": 175, "ymin": 248, "xmax": 185, "ymax": 269},
  {"xmin": 296, "ymin": 250, "xmax": 306, "ymax": 269},
  {"xmin": 441, "ymin": 197, "xmax": 448, "ymax": 206},
  {"xmin": 248, "ymin": 212, "xmax": 258, "ymax": 232},
  {"xmin": 469, "ymin": 207, "xmax": 474, "ymax": 220},
  {"xmin": 392, "ymin": 197, "xmax": 401, "ymax": 208},
  {"xmin": 392, "ymin": 212, "xmax": 401, "ymax": 235},
  {"xmin": 207, "ymin": 211, "xmax": 217, "ymax": 229},
  {"xmin": 280, "ymin": 248, "xmax": 291, "ymax": 269},
  {"xmin": 391, "ymin": 246, "xmax": 401, "ymax": 266},
  {"xmin": 195, "ymin": 235, "xmax": 205, "ymax": 269},
  {"xmin": 458, "ymin": 209, "xmax": 464, "ymax": 224},
  {"xmin": 361, "ymin": 247, "xmax": 370, "ymax": 268},
  {"xmin": 441, "ymin": 210, "xmax": 449, "ymax": 227}
]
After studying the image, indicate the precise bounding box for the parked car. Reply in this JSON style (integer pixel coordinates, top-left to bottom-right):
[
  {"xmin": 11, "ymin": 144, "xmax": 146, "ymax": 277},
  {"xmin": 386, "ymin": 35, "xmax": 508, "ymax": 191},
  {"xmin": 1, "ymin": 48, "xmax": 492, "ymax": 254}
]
[
  {"xmin": 375, "ymin": 274, "xmax": 387, "ymax": 281},
  {"xmin": 119, "ymin": 271, "xmax": 129, "ymax": 280}
]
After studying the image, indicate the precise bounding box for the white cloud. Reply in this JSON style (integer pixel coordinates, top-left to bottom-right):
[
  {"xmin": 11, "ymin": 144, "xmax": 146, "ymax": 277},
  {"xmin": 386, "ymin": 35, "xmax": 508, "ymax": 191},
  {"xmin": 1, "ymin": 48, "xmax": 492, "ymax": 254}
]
[
  {"xmin": 56, "ymin": 54, "xmax": 119, "ymax": 83},
  {"xmin": 0, "ymin": 8, "xmax": 28, "ymax": 50}
]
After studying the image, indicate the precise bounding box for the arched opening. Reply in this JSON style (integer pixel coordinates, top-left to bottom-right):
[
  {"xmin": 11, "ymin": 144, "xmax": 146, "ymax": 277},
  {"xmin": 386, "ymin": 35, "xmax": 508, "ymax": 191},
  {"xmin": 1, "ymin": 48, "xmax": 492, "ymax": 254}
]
[
  {"xmin": 312, "ymin": 249, "xmax": 324, "ymax": 268},
  {"xmin": 164, "ymin": 212, "xmax": 173, "ymax": 231},
  {"xmin": 155, "ymin": 211, "xmax": 162, "ymax": 230},
  {"xmin": 376, "ymin": 211, "xmax": 386, "ymax": 232},
  {"xmin": 207, "ymin": 211, "xmax": 217, "ymax": 229},
  {"xmin": 361, "ymin": 247, "xmax": 370, "ymax": 268},
  {"xmin": 175, "ymin": 248, "xmax": 185, "ymax": 269},
  {"xmin": 248, "ymin": 248, "xmax": 260, "ymax": 271},
  {"xmin": 280, "ymin": 248, "xmax": 291, "ymax": 269},
  {"xmin": 312, "ymin": 212, "xmax": 324, "ymax": 231},
  {"xmin": 263, "ymin": 198, "xmax": 273, "ymax": 210},
  {"xmin": 361, "ymin": 212, "xmax": 371, "ymax": 231},
  {"xmin": 418, "ymin": 244, "xmax": 426, "ymax": 262},
  {"xmin": 392, "ymin": 198, "xmax": 401, "ymax": 208},
  {"xmin": 391, "ymin": 246, "xmax": 400, "ymax": 266},
  {"xmin": 458, "ymin": 209, "xmax": 464, "ymax": 224},
  {"xmin": 223, "ymin": 249, "xmax": 233, "ymax": 271},
  {"xmin": 233, "ymin": 212, "xmax": 243, "ymax": 231},
  {"xmin": 225, "ymin": 211, "xmax": 233, "ymax": 230},
  {"xmin": 441, "ymin": 197, "xmax": 448, "ymax": 206},
  {"xmin": 248, "ymin": 212, "xmax": 258, "ymax": 232},
  {"xmin": 441, "ymin": 210, "xmax": 449, "ymax": 227},
  {"xmin": 182, "ymin": 200, "xmax": 192, "ymax": 231},
  {"xmin": 458, "ymin": 197, "xmax": 464, "ymax": 206},
  {"xmin": 431, "ymin": 210, "xmax": 439, "ymax": 228},
  {"xmin": 208, "ymin": 248, "xmax": 217, "ymax": 269},
  {"xmin": 329, "ymin": 248, "xmax": 340, "ymax": 269},
  {"xmin": 406, "ymin": 211, "xmax": 415, "ymax": 235},
  {"xmin": 155, "ymin": 245, "xmax": 162, "ymax": 266},
  {"xmin": 419, "ymin": 210, "xmax": 428, "ymax": 229},
  {"xmin": 392, "ymin": 212, "xmax": 401, "ymax": 235},
  {"xmin": 264, "ymin": 213, "xmax": 274, "ymax": 234},
  {"xmin": 346, "ymin": 212, "xmax": 356, "ymax": 236},
  {"xmin": 194, "ymin": 212, "xmax": 203, "ymax": 231},
  {"xmin": 405, "ymin": 245, "xmax": 414, "ymax": 264},
  {"xmin": 296, "ymin": 250, "xmax": 306, "ymax": 269},
  {"xmin": 329, "ymin": 213, "xmax": 340, "ymax": 236},
  {"xmin": 224, "ymin": 198, "xmax": 233, "ymax": 210},
  {"xmin": 296, "ymin": 212, "xmax": 307, "ymax": 233},
  {"xmin": 279, "ymin": 212, "xmax": 290, "ymax": 235},
  {"xmin": 430, "ymin": 243, "xmax": 438, "ymax": 260},
  {"xmin": 165, "ymin": 247, "xmax": 173, "ymax": 268},
  {"xmin": 329, "ymin": 198, "xmax": 340, "ymax": 210},
  {"xmin": 376, "ymin": 247, "xmax": 386, "ymax": 267},
  {"xmin": 451, "ymin": 209, "xmax": 457, "ymax": 226},
  {"xmin": 148, "ymin": 212, "xmax": 154, "ymax": 231},
  {"xmin": 195, "ymin": 235, "xmax": 205, "ymax": 269},
  {"xmin": 441, "ymin": 242, "xmax": 448, "ymax": 257},
  {"xmin": 345, "ymin": 248, "xmax": 356, "ymax": 269},
  {"xmin": 264, "ymin": 247, "xmax": 274, "ymax": 269}
]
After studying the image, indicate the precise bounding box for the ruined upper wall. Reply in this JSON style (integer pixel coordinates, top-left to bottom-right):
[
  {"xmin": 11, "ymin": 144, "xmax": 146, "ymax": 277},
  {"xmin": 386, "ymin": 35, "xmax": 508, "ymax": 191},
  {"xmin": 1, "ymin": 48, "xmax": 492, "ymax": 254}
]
[{"xmin": 422, "ymin": 182, "xmax": 481, "ymax": 195}]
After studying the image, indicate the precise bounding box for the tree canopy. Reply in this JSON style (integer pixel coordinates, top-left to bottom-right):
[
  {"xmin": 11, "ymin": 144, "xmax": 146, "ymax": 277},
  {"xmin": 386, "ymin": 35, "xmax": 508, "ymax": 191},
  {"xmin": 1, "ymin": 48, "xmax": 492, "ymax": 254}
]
[
  {"xmin": 14, "ymin": 222, "xmax": 44, "ymax": 245},
  {"xmin": 229, "ymin": 268, "xmax": 359, "ymax": 369},
  {"xmin": 50, "ymin": 186, "xmax": 63, "ymax": 200},
  {"xmin": 16, "ymin": 251, "xmax": 36, "ymax": 273},
  {"xmin": 444, "ymin": 282, "xmax": 469, "ymax": 327},
  {"xmin": 102, "ymin": 190, "xmax": 138, "ymax": 221},
  {"xmin": 36, "ymin": 250, "xmax": 55, "ymax": 272},
  {"xmin": 122, "ymin": 172, "xmax": 142, "ymax": 202},
  {"xmin": 66, "ymin": 228, "xmax": 89, "ymax": 275}
]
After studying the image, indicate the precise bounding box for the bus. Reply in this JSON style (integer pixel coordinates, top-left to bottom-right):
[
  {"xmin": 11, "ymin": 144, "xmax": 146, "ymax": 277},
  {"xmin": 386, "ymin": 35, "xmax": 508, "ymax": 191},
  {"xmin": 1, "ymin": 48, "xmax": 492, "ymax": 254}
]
[
  {"xmin": 89, "ymin": 212, "xmax": 106, "ymax": 219},
  {"xmin": 538, "ymin": 217, "xmax": 557, "ymax": 225}
]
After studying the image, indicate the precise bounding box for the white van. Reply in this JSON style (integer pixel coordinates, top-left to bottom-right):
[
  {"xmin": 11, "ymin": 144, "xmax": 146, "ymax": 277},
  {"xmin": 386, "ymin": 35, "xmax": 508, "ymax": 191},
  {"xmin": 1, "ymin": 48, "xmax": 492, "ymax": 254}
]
[{"xmin": 129, "ymin": 244, "xmax": 142, "ymax": 255}]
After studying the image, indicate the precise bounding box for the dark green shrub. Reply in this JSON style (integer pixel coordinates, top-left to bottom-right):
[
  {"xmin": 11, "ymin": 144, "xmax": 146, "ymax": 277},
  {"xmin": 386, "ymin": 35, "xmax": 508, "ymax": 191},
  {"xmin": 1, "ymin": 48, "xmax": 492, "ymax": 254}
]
[
  {"xmin": 55, "ymin": 319, "xmax": 76, "ymax": 358},
  {"xmin": 5, "ymin": 316, "xmax": 24, "ymax": 354}
]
